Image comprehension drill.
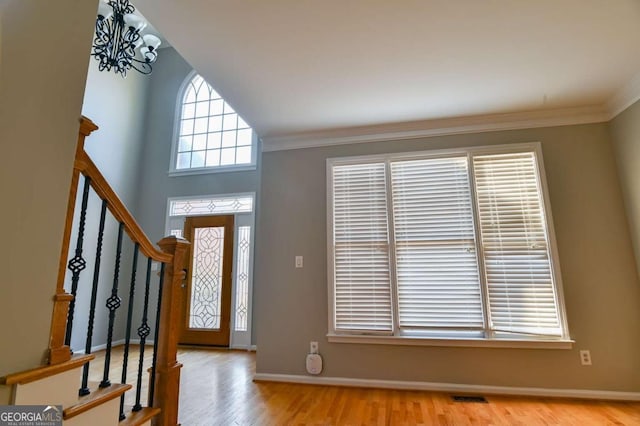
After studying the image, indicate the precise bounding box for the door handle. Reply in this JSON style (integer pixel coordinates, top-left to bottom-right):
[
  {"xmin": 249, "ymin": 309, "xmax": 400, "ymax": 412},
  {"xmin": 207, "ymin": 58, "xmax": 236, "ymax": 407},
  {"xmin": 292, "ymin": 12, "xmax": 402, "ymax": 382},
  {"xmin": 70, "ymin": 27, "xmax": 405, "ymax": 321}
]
[{"xmin": 181, "ymin": 268, "xmax": 188, "ymax": 288}]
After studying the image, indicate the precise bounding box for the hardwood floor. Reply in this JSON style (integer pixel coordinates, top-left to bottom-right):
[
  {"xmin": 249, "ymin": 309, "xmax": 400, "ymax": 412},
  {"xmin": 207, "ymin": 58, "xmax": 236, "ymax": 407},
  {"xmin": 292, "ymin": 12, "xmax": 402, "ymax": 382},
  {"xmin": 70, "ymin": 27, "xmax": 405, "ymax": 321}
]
[{"xmin": 90, "ymin": 346, "xmax": 640, "ymax": 425}]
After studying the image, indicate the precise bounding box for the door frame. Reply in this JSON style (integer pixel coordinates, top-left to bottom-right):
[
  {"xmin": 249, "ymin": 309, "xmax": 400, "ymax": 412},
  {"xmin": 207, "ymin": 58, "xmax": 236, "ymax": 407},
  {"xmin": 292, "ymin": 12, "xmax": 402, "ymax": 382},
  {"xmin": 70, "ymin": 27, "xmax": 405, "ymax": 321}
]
[{"xmin": 165, "ymin": 192, "xmax": 256, "ymax": 350}]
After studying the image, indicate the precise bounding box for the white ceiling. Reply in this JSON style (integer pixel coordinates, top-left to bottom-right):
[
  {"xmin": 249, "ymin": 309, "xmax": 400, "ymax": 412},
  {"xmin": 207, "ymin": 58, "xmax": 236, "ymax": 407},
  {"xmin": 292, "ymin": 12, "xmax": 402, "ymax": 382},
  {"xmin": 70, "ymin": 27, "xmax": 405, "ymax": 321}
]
[{"xmin": 135, "ymin": 0, "xmax": 640, "ymax": 148}]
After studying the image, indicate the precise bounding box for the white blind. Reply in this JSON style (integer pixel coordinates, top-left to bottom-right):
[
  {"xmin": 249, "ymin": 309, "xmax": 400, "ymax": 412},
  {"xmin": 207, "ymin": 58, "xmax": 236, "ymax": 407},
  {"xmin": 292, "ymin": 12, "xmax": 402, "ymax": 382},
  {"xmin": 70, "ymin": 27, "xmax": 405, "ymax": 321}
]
[
  {"xmin": 332, "ymin": 163, "xmax": 393, "ymax": 331},
  {"xmin": 390, "ymin": 157, "xmax": 484, "ymax": 329},
  {"xmin": 473, "ymin": 152, "xmax": 562, "ymax": 336}
]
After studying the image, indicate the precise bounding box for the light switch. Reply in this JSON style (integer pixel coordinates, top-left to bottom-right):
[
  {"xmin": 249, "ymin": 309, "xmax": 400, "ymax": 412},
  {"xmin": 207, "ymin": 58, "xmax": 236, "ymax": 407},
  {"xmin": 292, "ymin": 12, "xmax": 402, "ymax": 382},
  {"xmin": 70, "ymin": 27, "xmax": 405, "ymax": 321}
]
[{"xmin": 295, "ymin": 256, "xmax": 303, "ymax": 268}]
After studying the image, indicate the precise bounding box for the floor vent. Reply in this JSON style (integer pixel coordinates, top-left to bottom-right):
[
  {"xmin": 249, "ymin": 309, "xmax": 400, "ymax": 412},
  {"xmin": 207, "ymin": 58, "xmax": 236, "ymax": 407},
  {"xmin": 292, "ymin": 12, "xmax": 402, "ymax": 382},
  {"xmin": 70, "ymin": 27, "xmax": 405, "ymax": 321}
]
[{"xmin": 451, "ymin": 395, "xmax": 488, "ymax": 403}]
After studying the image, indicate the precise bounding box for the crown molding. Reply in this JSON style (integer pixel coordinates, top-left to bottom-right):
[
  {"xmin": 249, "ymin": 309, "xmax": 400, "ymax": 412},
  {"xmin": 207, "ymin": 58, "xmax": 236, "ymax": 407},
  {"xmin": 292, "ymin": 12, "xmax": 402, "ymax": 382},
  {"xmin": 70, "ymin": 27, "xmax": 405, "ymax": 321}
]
[
  {"xmin": 261, "ymin": 72, "xmax": 640, "ymax": 152},
  {"xmin": 261, "ymin": 105, "xmax": 609, "ymax": 152},
  {"xmin": 605, "ymin": 71, "xmax": 640, "ymax": 120}
]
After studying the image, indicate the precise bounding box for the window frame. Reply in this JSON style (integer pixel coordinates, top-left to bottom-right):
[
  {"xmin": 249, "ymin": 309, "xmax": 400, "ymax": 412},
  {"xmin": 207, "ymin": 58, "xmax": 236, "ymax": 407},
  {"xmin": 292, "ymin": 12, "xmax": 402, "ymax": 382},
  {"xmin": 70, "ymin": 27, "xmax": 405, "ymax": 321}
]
[
  {"xmin": 326, "ymin": 142, "xmax": 573, "ymax": 349},
  {"xmin": 169, "ymin": 70, "xmax": 258, "ymax": 176}
]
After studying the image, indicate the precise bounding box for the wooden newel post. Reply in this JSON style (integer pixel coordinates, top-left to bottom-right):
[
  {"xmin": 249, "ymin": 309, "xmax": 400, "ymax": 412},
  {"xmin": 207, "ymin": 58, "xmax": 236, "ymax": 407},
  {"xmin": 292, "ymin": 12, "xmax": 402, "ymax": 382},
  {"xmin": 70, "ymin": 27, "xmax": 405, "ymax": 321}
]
[
  {"xmin": 48, "ymin": 116, "xmax": 99, "ymax": 365},
  {"xmin": 153, "ymin": 236, "xmax": 190, "ymax": 426}
]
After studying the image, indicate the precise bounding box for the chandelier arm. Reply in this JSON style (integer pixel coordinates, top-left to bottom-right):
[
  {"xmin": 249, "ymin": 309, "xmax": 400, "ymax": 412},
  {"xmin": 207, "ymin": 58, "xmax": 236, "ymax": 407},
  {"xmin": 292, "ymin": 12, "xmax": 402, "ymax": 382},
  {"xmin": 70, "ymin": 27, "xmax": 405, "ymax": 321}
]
[
  {"xmin": 129, "ymin": 59, "xmax": 153, "ymax": 75},
  {"xmin": 93, "ymin": 16, "xmax": 112, "ymax": 71}
]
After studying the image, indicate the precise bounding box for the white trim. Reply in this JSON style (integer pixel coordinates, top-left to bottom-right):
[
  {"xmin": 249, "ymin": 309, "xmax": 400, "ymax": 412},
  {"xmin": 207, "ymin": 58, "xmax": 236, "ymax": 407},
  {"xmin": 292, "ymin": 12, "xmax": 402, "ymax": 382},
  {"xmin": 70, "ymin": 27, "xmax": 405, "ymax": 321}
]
[
  {"xmin": 326, "ymin": 160, "xmax": 336, "ymax": 336},
  {"xmin": 230, "ymin": 344, "xmax": 257, "ymax": 352},
  {"xmin": 606, "ymin": 71, "xmax": 640, "ymax": 119},
  {"xmin": 263, "ymin": 106, "xmax": 608, "ymax": 152},
  {"xmin": 327, "ymin": 141, "xmax": 544, "ymax": 166},
  {"xmin": 169, "ymin": 69, "xmax": 198, "ymax": 173},
  {"xmin": 252, "ymin": 373, "xmax": 640, "ymax": 401},
  {"xmin": 533, "ymin": 143, "xmax": 570, "ymax": 338},
  {"xmin": 467, "ymin": 152, "xmax": 492, "ymax": 335},
  {"xmin": 167, "ymin": 191, "xmax": 257, "ymax": 203},
  {"xmin": 327, "ymin": 334, "xmax": 573, "ymax": 349},
  {"xmin": 169, "ymin": 163, "xmax": 257, "ymax": 177},
  {"xmin": 169, "ymin": 70, "xmax": 258, "ymax": 174},
  {"xmin": 166, "ymin": 192, "xmax": 256, "ymax": 225}
]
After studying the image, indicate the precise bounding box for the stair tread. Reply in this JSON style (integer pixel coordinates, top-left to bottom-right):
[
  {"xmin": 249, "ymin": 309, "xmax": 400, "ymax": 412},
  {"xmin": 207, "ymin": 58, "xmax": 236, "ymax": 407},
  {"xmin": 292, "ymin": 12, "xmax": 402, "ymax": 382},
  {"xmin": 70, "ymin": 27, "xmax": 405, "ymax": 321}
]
[
  {"xmin": 64, "ymin": 382, "xmax": 132, "ymax": 420},
  {"xmin": 120, "ymin": 407, "xmax": 161, "ymax": 426},
  {"xmin": 0, "ymin": 354, "xmax": 95, "ymax": 385}
]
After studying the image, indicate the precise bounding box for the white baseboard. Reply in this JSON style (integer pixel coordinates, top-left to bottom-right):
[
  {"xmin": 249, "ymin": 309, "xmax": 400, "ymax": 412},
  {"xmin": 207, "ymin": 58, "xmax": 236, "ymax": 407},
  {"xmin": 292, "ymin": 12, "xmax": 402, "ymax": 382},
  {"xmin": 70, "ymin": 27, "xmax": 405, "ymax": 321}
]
[
  {"xmin": 72, "ymin": 339, "xmax": 155, "ymax": 355},
  {"xmin": 229, "ymin": 344, "xmax": 257, "ymax": 352},
  {"xmin": 253, "ymin": 373, "xmax": 640, "ymax": 401}
]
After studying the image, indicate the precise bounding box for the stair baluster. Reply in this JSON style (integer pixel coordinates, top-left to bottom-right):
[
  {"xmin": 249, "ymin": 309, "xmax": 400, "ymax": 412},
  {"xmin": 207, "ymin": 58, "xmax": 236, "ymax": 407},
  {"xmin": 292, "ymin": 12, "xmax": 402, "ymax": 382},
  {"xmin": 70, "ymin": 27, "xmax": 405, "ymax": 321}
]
[
  {"xmin": 148, "ymin": 262, "xmax": 166, "ymax": 407},
  {"xmin": 99, "ymin": 222, "xmax": 124, "ymax": 388},
  {"xmin": 133, "ymin": 257, "xmax": 153, "ymax": 412},
  {"xmin": 64, "ymin": 177, "xmax": 91, "ymax": 349},
  {"xmin": 79, "ymin": 199, "xmax": 108, "ymax": 396},
  {"xmin": 119, "ymin": 243, "xmax": 140, "ymax": 420}
]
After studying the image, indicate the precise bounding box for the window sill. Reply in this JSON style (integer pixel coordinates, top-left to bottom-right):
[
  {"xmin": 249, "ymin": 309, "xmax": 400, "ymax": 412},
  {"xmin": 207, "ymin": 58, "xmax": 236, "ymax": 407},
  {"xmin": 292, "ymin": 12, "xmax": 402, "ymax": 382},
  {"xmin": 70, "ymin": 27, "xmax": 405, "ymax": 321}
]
[
  {"xmin": 169, "ymin": 164, "xmax": 257, "ymax": 177},
  {"xmin": 327, "ymin": 333, "xmax": 574, "ymax": 349}
]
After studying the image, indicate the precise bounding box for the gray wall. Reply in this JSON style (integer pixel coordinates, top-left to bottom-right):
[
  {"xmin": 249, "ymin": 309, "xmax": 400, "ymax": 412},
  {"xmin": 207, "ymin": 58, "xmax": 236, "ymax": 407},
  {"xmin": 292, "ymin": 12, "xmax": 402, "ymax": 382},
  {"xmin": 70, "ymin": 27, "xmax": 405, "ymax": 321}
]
[
  {"xmin": 82, "ymin": 59, "xmax": 150, "ymax": 209},
  {"xmin": 134, "ymin": 47, "xmax": 262, "ymax": 339},
  {"xmin": 64, "ymin": 57, "xmax": 151, "ymax": 351},
  {"xmin": 0, "ymin": 0, "xmax": 98, "ymax": 403},
  {"xmin": 255, "ymin": 123, "xmax": 640, "ymax": 391},
  {"xmin": 610, "ymin": 99, "xmax": 640, "ymax": 279}
]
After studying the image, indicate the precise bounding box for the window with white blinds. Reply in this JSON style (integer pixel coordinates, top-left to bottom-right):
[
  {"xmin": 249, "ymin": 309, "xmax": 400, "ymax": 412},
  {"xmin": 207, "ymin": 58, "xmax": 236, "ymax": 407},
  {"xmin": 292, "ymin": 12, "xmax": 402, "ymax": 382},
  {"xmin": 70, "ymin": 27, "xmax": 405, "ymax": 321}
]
[
  {"xmin": 328, "ymin": 144, "xmax": 568, "ymax": 342},
  {"xmin": 332, "ymin": 163, "xmax": 393, "ymax": 332},
  {"xmin": 473, "ymin": 152, "xmax": 562, "ymax": 337},
  {"xmin": 390, "ymin": 157, "xmax": 484, "ymax": 330}
]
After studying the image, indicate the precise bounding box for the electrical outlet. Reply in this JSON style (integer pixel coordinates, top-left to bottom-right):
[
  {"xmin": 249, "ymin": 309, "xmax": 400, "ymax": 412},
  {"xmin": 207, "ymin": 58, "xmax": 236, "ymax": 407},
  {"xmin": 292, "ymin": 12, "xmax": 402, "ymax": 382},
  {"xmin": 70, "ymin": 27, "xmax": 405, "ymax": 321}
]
[
  {"xmin": 295, "ymin": 256, "xmax": 304, "ymax": 268},
  {"xmin": 310, "ymin": 341, "xmax": 318, "ymax": 354},
  {"xmin": 580, "ymin": 350, "xmax": 592, "ymax": 366}
]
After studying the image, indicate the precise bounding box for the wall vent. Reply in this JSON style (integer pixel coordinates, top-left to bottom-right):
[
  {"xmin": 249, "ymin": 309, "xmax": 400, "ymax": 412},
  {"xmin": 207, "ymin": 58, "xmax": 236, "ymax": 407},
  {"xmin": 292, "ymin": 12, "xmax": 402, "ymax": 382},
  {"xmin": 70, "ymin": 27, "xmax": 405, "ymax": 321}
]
[{"xmin": 451, "ymin": 395, "xmax": 488, "ymax": 403}]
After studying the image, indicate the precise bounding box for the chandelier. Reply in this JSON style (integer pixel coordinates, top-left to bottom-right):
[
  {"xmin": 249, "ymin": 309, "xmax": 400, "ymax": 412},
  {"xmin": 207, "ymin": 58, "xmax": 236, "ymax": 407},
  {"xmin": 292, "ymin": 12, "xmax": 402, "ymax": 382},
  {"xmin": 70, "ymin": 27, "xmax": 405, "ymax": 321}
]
[{"xmin": 91, "ymin": 0, "xmax": 161, "ymax": 77}]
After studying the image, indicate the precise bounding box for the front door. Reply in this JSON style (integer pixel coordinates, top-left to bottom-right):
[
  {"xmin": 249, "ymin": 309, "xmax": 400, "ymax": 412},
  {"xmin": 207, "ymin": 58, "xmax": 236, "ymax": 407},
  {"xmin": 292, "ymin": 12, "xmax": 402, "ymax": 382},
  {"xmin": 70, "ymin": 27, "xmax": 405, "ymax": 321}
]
[{"xmin": 180, "ymin": 215, "xmax": 234, "ymax": 346}]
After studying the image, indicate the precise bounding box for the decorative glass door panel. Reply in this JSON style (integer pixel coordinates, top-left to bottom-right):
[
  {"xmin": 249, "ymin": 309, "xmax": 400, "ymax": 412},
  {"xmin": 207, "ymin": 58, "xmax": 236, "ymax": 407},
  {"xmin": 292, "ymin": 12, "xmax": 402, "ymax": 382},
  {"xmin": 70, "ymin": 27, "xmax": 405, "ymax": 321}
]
[
  {"xmin": 189, "ymin": 226, "xmax": 224, "ymax": 329},
  {"xmin": 234, "ymin": 226, "xmax": 251, "ymax": 331},
  {"xmin": 180, "ymin": 215, "xmax": 234, "ymax": 346}
]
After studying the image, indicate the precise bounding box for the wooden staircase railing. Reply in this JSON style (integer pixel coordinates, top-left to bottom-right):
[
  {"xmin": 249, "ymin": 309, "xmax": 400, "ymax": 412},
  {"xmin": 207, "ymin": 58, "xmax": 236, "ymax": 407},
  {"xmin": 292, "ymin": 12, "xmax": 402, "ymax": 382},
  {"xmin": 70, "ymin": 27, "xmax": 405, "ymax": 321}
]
[{"xmin": 47, "ymin": 116, "xmax": 189, "ymax": 426}]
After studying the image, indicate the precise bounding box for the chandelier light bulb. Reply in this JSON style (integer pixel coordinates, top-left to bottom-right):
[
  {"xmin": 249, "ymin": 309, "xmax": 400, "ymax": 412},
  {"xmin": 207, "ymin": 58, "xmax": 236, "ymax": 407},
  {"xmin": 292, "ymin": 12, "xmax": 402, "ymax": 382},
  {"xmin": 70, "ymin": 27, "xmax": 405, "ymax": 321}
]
[
  {"xmin": 142, "ymin": 34, "xmax": 161, "ymax": 51},
  {"xmin": 123, "ymin": 14, "xmax": 146, "ymax": 31}
]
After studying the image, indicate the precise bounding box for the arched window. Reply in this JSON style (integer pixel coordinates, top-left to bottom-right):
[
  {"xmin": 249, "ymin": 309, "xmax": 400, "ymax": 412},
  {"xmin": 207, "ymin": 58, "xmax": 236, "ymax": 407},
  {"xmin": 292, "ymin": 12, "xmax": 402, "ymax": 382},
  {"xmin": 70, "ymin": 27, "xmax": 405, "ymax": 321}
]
[{"xmin": 173, "ymin": 73, "xmax": 255, "ymax": 172}]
